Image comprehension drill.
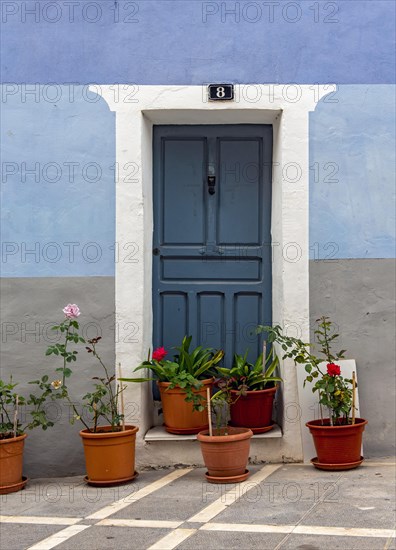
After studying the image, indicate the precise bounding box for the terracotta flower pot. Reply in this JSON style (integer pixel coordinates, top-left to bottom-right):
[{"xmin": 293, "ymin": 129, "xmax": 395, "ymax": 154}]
[
  {"xmin": 0, "ymin": 433, "xmax": 28, "ymax": 494},
  {"xmin": 80, "ymin": 425, "xmax": 139, "ymax": 484},
  {"xmin": 197, "ymin": 427, "xmax": 253, "ymax": 483},
  {"xmin": 306, "ymin": 418, "xmax": 368, "ymax": 468},
  {"xmin": 229, "ymin": 385, "xmax": 277, "ymax": 432},
  {"xmin": 158, "ymin": 378, "xmax": 213, "ymax": 434}
]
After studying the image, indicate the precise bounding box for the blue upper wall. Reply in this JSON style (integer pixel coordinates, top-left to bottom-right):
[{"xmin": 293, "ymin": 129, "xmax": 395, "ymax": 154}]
[
  {"xmin": 1, "ymin": 90, "xmax": 116, "ymax": 277},
  {"xmin": 1, "ymin": 0, "xmax": 395, "ymax": 85},
  {"xmin": 1, "ymin": 1, "xmax": 395, "ymax": 277},
  {"xmin": 310, "ymin": 85, "xmax": 395, "ymax": 260}
]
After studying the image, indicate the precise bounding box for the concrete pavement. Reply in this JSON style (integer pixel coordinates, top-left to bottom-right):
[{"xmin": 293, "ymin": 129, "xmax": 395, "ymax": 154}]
[{"xmin": 1, "ymin": 458, "xmax": 395, "ymax": 550}]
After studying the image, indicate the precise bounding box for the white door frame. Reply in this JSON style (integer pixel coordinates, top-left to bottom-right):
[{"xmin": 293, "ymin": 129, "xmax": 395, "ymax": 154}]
[{"xmin": 94, "ymin": 84, "xmax": 334, "ymax": 464}]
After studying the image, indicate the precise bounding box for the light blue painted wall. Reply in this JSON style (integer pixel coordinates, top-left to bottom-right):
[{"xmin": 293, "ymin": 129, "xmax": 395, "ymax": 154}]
[
  {"xmin": 1, "ymin": 84, "xmax": 395, "ymax": 277},
  {"xmin": 309, "ymin": 85, "xmax": 396, "ymax": 259},
  {"xmin": 1, "ymin": 1, "xmax": 395, "ymax": 277},
  {"xmin": 1, "ymin": 1, "xmax": 394, "ymax": 85},
  {"xmin": 1, "ymin": 89, "xmax": 115, "ymax": 277}
]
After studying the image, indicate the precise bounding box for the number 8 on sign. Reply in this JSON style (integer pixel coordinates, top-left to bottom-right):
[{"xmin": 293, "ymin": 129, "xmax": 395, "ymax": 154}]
[{"xmin": 208, "ymin": 84, "xmax": 234, "ymax": 101}]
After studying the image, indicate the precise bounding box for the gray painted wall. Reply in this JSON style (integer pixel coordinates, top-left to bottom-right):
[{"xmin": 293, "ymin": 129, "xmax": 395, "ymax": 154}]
[
  {"xmin": 1, "ymin": 260, "xmax": 395, "ymax": 477},
  {"xmin": 309, "ymin": 259, "xmax": 396, "ymax": 457},
  {"xmin": 0, "ymin": 277, "xmax": 115, "ymax": 478}
]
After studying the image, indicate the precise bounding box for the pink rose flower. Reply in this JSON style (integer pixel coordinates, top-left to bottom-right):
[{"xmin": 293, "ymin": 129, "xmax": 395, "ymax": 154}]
[{"xmin": 63, "ymin": 304, "xmax": 81, "ymax": 319}]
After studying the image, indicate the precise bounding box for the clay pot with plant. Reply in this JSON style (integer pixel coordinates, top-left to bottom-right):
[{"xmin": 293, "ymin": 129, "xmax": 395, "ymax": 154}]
[
  {"xmin": 259, "ymin": 317, "xmax": 367, "ymax": 470},
  {"xmin": 197, "ymin": 387, "xmax": 253, "ymax": 484},
  {"xmin": 46, "ymin": 304, "xmax": 138, "ymax": 486},
  {"xmin": 121, "ymin": 336, "xmax": 224, "ymax": 434},
  {"xmin": 0, "ymin": 376, "xmax": 59, "ymax": 494},
  {"xmin": 216, "ymin": 345, "xmax": 282, "ymax": 434}
]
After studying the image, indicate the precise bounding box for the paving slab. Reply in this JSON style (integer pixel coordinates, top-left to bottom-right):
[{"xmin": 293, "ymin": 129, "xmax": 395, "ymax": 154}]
[
  {"xmin": 278, "ymin": 533, "xmax": 396, "ymax": 549},
  {"xmin": 0, "ymin": 523, "xmax": 65, "ymax": 550},
  {"xmin": 176, "ymin": 529, "xmax": 286, "ymax": 549},
  {"xmin": 0, "ymin": 470, "xmax": 167, "ymax": 518},
  {"xmin": 211, "ymin": 497, "xmax": 315, "ymax": 526},
  {"xmin": 55, "ymin": 525, "xmax": 171, "ymax": 550},
  {"xmin": 109, "ymin": 465, "xmax": 262, "ymax": 522},
  {"xmin": 0, "ymin": 460, "xmax": 394, "ymax": 550},
  {"xmin": 301, "ymin": 500, "xmax": 396, "ymax": 530}
]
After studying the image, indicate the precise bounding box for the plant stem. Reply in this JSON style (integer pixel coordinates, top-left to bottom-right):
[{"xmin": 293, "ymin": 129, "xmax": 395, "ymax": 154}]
[
  {"xmin": 64, "ymin": 393, "xmax": 90, "ymax": 431},
  {"xmin": 327, "ymin": 401, "xmax": 333, "ymax": 425},
  {"xmin": 0, "ymin": 401, "xmax": 12, "ymax": 426},
  {"xmin": 118, "ymin": 364, "xmax": 125, "ymax": 431},
  {"xmin": 92, "ymin": 345, "xmax": 118, "ymax": 423},
  {"xmin": 207, "ymin": 388, "xmax": 213, "ymax": 436},
  {"xmin": 62, "ymin": 324, "xmax": 70, "ymax": 387},
  {"xmin": 93, "ymin": 402, "xmax": 98, "ymax": 433},
  {"xmin": 321, "ymin": 317, "xmax": 332, "ymax": 363},
  {"xmin": 13, "ymin": 395, "xmax": 18, "ymax": 437},
  {"xmin": 352, "ymin": 371, "xmax": 356, "ymax": 425}
]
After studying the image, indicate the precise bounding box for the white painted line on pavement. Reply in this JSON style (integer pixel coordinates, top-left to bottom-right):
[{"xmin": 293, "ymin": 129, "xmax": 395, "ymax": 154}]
[
  {"xmin": 97, "ymin": 518, "xmax": 183, "ymax": 529},
  {"xmin": 201, "ymin": 523, "xmax": 293, "ymax": 534},
  {"xmin": 201, "ymin": 522, "xmax": 396, "ymax": 539},
  {"xmin": 188, "ymin": 464, "xmax": 281, "ymax": 523},
  {"xmin": 87, "ymin": 468, "xmax": 193, "ymax": 520},
  {"xmin": 26, "ymin": 525, "xmax": 90, "ymax": 550},
  {"xmin": 0, "ymin": 515, "xmax": 82, "ymax": 525},
  {"xmin": 384, "ymin": 529, "xmax": 396, "ymax": 550},
  {"xmin": 147, "ymin": 528, "xmax": 197, "ymax": 550},
  {"xmin": 293, "ymin": 525, "xmax": 396, "ymax": 538}
]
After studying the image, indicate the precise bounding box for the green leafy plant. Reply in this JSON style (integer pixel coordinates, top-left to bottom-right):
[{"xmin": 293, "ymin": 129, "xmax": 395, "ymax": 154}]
[
  {"xmin": 0, "ymin": 376, "xmax": 59, "ymax": 439},
  {"xmin": 120, "ymin": 336, "xmax": 224, "ymax": 411},
  {"xmin": 46, "ymin": 305, "xmax": 125, "ymax": 432},
  {"xmin": 216, "ymin": 347, "xmax": 282, "ymax": 396},
  {"xmin": 257, "ymin": 317, "xmax": 354, "ymax": 425},
  {"xmin": 208, "ymin": 346, "xmax": 281, "ymax": 435}
]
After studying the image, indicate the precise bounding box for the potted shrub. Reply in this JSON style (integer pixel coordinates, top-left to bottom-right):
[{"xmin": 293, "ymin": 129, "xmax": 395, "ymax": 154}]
[
  {"xmin": 46, "ymin": 304, "xmax": 138, "ymax": 486},
  {"xmin": 0, "ymin": 376, "xmax": 58, "ymax": 494},
  {"xmin": 121, "ymin": 336, "xmax": 224, "ymax": 434},
  {"xmin": 216, "ymin": 346, "xmax": 282, "ymax": 433},
  {"xmin": 197, "ymin": 388, "xmax": 253, "ymax": 483},
  {"xmin": 259, "ymin": 317, "xmax": 368, "ymax": 470}
]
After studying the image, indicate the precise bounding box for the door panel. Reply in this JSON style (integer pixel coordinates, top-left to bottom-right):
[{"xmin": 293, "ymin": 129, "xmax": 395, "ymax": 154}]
[
  {"xmin": 197, "ymin": 292, "xmax": 224, "ymax": 352},
  {"xmin": 153, "ymin": 125, "xmax": 272, "ymax": 372},
  {"xmin": 162, "ymin": 257, "xmax": 261, "ymax": 281},
  {"xmin": 160, "ymin": 292, "xmax": 188, "ymax": 349},
  {"xmin": 162, "ymin": 139, "xmax": 206, "ymax": 245},
  {"xmin": 218, "ymin": 139, "xmax": 261, "ymax": 245}
]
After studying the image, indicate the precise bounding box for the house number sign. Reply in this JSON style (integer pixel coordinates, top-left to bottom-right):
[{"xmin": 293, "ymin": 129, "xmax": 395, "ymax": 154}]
[{"xmin": 208, "ymin": 84, "xmax": 234, "ymax": 101}]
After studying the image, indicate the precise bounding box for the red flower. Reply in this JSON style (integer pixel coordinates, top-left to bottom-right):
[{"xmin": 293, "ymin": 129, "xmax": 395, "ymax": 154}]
[
  {"xmin": 152, "ymin": 347, "xmax": 167, "ymax": 362},
  {"xmin": 327, "ymin": 363, "xmax": 341, "ymax": 376}
]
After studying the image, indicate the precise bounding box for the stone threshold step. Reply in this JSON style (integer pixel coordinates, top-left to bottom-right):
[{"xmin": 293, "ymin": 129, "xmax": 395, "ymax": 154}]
[{"xmin": 145, "ymin": 424, "xmax": 282, "ymax": 441}]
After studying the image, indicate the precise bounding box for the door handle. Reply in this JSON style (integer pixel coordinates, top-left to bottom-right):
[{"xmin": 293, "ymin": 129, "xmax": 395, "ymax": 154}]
[
  {"xmin": 208, "ymin": 176, "xmax": 216, "ymax": 195},
  {"xmin": 153, "ymin": 248, "xmax": 160, "ymax": 256}
]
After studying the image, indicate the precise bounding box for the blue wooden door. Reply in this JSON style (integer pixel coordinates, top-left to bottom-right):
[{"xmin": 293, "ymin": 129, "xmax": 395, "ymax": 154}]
[{"xmin": 153, "ymin": 124, "xmax": 272, "ymax": 365}]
